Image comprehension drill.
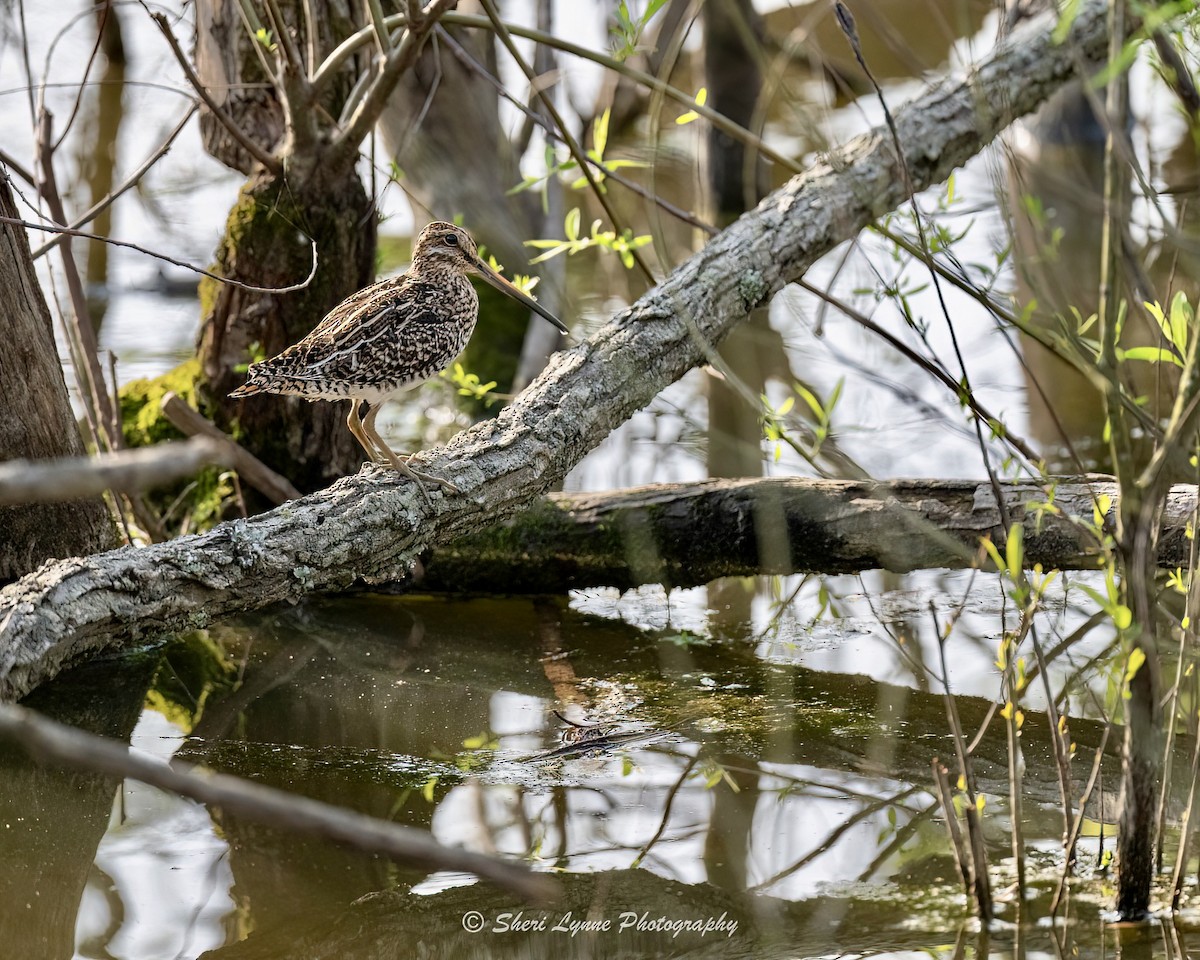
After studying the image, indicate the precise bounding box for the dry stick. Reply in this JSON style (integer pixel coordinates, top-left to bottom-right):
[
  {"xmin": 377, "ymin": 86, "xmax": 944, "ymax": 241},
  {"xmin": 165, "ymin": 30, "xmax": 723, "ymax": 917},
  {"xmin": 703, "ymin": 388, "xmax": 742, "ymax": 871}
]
[
  {"xmin": 160, "ymin": 393, "xmax": 302, "ymax": 505},
  {"xmin": 0, "ymin": 701, "xmax": 556, "ymax": 902},
  {"xmin": 1050, "ymin": 726, "xmax": 1113, "ymax": 915},
  {"xmin": 0, "ymin": 438, "xmax": 231, "ymax": 506},
  {"xmin": 933, "ymin": 603, "xmax": 992, "ymax": 920},
  {"xmin": 1003, "ymin": 633, "xmax": 1026, "ymax": 902},
  {"xmin": 34, "ymin": 109, "xmax": 116, "ymax": 443},
  {"xmin": 32, "ymin": 104, "xmax": 198, "ymax": 260},
  {"xmin": 3, "ymin": 215, "xmax": 318, "ymax": 295},
  {"xmin": 146, "ymin": 10, "xmax": 282, "ymax": 175},
  {"xmin": 1030, "ymin": 625, "xmax": 1077, "ymax": 866},
  {"xmin": 933, "ymin": 759, "xmax": 973, "ymax": 898}
]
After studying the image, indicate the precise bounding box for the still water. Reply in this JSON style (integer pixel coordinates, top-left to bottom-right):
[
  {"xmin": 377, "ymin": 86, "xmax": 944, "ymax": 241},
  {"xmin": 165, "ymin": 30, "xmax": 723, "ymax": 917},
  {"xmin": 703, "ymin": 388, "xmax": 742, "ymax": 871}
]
[{"xmin": 0, "ymin": 572, "xmax": 1172, "ymax": 959}]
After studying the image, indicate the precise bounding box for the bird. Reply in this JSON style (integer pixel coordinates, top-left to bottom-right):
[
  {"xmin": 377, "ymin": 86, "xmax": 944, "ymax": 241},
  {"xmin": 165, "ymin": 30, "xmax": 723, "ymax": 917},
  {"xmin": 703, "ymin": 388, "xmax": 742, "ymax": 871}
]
[{"xmin": 228, "ymin": 221, "xmax": 568, "ymax": 496}]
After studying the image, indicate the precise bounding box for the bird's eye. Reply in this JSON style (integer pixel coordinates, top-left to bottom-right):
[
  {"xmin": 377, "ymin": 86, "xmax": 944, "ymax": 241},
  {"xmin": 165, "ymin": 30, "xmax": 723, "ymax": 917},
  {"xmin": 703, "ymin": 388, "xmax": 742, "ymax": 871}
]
[{"xmin": 444, "ymin": 233, "xmax": 459, "ymax": 246}]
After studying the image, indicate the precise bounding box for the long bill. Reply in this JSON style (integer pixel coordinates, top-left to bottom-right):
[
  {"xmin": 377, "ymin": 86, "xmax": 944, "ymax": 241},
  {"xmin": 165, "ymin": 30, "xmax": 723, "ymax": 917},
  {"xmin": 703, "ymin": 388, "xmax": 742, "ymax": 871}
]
[{"xmin": 472, "ymin": 256, "xmax": 570, "ymax": 334}]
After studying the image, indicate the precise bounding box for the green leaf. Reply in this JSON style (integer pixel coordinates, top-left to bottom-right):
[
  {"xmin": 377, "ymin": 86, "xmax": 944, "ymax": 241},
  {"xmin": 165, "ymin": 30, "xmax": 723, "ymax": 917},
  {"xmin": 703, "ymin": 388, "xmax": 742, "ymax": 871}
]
[
  {"xmin": 1005, "ymin": 524, "xmax": 1024, "ymax": 580},
  {"xmin": 593, "ymin": 108, "xmax": 610, "ymax": 157},
  {"xmin": 1123, "ymin": 346, "xmax": 1183, "ymax": 367}
]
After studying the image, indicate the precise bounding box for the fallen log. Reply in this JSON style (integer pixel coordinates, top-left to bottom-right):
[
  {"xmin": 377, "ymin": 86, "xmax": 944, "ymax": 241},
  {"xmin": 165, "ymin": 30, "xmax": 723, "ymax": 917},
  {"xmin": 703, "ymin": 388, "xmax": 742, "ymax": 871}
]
[
  {"xmin": 0, "ymin": 2, "xmax": 1115, "ymax": 702},
  {"xmin": 415, "ymin": 476, "xmax": 1196, "ymax": 593}
]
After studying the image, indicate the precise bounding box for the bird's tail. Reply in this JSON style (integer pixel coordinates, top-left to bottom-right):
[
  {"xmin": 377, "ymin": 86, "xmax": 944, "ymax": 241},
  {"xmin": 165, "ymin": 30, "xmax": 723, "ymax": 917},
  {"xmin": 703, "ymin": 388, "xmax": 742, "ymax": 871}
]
[{"xmin": 228, "ymin": 369, "xmax": 263, "ymax": 399}]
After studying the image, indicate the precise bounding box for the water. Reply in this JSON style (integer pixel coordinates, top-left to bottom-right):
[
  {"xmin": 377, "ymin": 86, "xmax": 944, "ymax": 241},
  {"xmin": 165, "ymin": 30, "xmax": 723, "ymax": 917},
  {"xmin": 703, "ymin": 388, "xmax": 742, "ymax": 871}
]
[{"xmin": 0, "ymin": 580, "xmax": 1161, "ymax": 958}]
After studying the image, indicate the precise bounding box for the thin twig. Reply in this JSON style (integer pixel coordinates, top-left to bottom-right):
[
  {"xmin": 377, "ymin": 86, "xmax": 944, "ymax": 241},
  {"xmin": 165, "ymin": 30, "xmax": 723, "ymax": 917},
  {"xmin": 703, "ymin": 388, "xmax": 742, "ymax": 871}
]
[
  {"xmin": 327, "ymin": 0, "xmax": 457, "ymax": 168},
  {"xmin": 0, "ymin": 149, "xmax": 37, "ymax": 188},
  {"xmin": 3, "ymin": 214, "xmax": 318, "ymax": 294},
  {"xmin": 35, "ymin": 108, "xmax": 116, "ymax": 441},
  {"xmin": 433, "ymin": 24, "xmax": 718, "ymax": 237},
  {"xmin": 32, "ymin": 104, "xmax": 198, "ymax": 260},
  {"xmin": 479, "ymin": 0, "xmax": 655, "ymax": 284},
  {"xmin": 310, "ymin": 10, "xmax": 801, "ymax": 174}
]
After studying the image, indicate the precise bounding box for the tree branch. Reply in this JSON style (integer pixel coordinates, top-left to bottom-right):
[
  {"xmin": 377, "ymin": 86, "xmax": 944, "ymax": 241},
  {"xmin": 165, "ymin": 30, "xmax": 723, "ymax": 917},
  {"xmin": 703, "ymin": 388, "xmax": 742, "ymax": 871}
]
[
  {"xmin": 0, "ymin": 701, "xmax": 556, "ymax": 902},
  {"xmin": 148, "ymin": 10, "xmax": 283, "ymax": 175},
  {"xmin": 325, "ymin": 0, "xmax": 456, "ymax": 170},
  {"xmin": 413, "ymin": 477, "xmax": 1198, "ymax": 593},
  {"xmin": 161, "ymin": 392, "xmax": 302, "ymax": 505},
  {"xmin": 0, "ymin": 0, "xmax": 1117, "ymax": 702},
  {"xmin": 0, "ymin": 437, "xmax": 231, "ymax": 506}
]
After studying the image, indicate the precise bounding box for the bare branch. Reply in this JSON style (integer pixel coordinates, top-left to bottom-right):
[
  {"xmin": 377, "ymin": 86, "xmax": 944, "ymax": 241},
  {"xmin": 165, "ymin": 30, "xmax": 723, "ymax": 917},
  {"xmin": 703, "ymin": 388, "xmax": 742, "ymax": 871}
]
[
  {"xmin": 36, "ymin": 108, "xmax": 117, "ymax": 442},
  {"xmin": 147, "ymin": 10, "xmax": 283, "ymax": 175},
  {"xmin": 0, "ymin": 701, "xmax": 557, "ymax": 903},
  {"xmin": 262, "ymin": 0, "xmax": 318, "ymax": 151},
  {"xmin": 310, "ymin": 10, "xmax": 801, "ymax": 174},
  {"xmin": 0, "ymin": 150, "xmax": 37, "ymax": 189},
  {"xmin": 0, "ymin": 438, "xmax": 231, "ymax": 506},
  {"xmin": 367, "ymin": 0, "xmax": 395, "ymax": 54},
  {"xmin": 161, "ymin": 393, "xmax": 302, "ymax": 505},
  {"xmin": 326, "ymin": 0, "xmax": 456, "ymax": 168},
  {"xmin": 32, "ymin": 105, "xmax": 198, "ymax": 260},
  {"xmin": 479, "ymin": 0, "xmax": 655, "ymax": 284},
  {"xmin": 2, "ymin": 214, "xmax": 318, "ymax": 295}
]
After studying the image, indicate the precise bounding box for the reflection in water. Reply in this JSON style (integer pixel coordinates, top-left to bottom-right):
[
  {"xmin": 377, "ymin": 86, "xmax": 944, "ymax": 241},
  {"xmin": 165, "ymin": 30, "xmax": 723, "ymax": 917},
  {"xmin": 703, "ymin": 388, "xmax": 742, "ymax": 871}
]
[{"xmin": 0, "ymin": 579, "xmax": 1175, "ymax": 958}]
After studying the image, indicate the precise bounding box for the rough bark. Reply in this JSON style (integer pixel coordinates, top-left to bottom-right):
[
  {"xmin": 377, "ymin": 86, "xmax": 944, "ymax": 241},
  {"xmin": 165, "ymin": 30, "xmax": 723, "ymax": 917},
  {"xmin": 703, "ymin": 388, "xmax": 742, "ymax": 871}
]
[
  {"xmin": 0, "ymin": 175, "xmax": 113, "ymax": 582},
  {"xmin": 193, "ymin": 0, "xmax": 356, "ymax": 174},
  {"xmin": 197, "ymin": 170, "xmax": 375, "ymax": 492},
  {"xmin": 0, "ymin": 0, "xmax": 1117, "ymax": 701},
  {"xmin": 413, "ymin": 477, "xmax": 1195, "ymax": 593}
]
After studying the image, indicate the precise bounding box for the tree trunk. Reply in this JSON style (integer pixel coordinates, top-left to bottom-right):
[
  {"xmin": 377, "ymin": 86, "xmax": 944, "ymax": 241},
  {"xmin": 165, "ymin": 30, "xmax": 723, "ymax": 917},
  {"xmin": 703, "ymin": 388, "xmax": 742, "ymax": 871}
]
[
  {"xmin": 197, "ymin": 170, "xmax": 376, "ymax": 492},
  {"xmin": 0, "ymin": 175, "xmax": 113, "ymax": 582},
  {"xmin": 0, "ymin": 0, "xmax": 1118, "ymax": 698},
  {"xmin": 191, "ymin": 0, "xmax": 370, "ymax": 492}
]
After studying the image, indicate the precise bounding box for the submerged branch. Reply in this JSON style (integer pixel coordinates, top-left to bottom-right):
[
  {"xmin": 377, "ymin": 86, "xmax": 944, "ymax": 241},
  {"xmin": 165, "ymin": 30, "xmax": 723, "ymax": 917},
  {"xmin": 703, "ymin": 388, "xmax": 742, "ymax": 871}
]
[{"xmin": 0, "ymin": 702, "xmax": 556, "ymax": 902}]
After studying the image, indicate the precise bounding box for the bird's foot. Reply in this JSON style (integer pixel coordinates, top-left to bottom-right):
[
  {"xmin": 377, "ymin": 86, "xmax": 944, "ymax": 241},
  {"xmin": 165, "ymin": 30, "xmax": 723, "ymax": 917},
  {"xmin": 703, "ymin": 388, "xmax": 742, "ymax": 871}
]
[{"xmin": 378, "ymin": 454, "xmax": 459, "ymax": 501}]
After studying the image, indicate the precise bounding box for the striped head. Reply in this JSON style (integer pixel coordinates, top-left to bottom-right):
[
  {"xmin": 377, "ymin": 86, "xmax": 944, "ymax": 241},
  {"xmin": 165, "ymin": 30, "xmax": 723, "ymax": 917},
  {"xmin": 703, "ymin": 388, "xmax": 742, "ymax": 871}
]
[{"xmin": 410, "ymin": 221, "xmax": 569, "ymax": 334}]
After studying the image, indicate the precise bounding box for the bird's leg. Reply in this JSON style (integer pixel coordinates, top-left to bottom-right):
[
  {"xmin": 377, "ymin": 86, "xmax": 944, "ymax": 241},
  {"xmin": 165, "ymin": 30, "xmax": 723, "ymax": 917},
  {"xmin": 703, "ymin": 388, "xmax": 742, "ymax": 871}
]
[
  {"xmin": 361, "ymin": 403, "xmax": 459, "ymax": 495},
  {"xmin": 346, "ymin": 399, "xmax": 384, "ymax": 464}
]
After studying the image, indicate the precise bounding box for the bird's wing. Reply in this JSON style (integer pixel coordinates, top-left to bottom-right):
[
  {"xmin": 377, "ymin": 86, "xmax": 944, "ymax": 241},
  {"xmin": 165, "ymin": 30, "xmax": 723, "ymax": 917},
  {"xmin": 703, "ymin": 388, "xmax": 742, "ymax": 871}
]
[{"xmin": 257, "ymin": 276, "xmax": 449, "ymax": 381}]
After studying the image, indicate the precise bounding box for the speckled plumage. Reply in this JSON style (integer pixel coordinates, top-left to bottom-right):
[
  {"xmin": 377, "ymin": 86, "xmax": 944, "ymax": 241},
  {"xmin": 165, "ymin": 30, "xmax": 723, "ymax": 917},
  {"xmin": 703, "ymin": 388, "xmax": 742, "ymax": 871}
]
[
  {"xmin": 233, "ymin": 228, "xmax": 481, "ymax": 404},
  {"xmin": 229, "ymin": 221, "xmax": 567, "ymax": 496}
]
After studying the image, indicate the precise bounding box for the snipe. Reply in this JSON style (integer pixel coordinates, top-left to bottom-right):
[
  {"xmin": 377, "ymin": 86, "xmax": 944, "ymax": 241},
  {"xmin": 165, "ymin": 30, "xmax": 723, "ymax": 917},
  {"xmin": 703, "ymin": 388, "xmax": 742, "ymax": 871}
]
[{"xmin": 229, "ymin": 221, "xmax": 568, "ymax": 495}]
